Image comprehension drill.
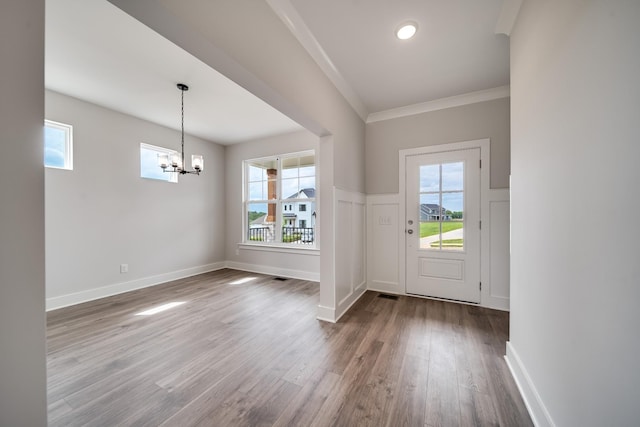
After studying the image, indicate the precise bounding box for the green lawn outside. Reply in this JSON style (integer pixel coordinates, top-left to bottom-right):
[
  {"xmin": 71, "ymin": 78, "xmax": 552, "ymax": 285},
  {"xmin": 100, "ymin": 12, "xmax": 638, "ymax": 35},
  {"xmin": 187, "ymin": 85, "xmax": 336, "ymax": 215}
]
[
  {"xmin": 430, "ymin": 238, "xmax": 463, "ymax": 248},
  {"xmin": 420, "ymin": 221, "xmax": 463, "ymax": 238}
]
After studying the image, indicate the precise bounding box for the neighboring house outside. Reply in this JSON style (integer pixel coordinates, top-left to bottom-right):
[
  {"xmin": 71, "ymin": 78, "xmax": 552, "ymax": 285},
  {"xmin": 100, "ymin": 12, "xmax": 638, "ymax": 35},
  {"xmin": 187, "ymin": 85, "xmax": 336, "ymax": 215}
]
[
  {"xmin": 283, "ymin": 188, "xmax": 316, "ymax": 230},
  {"xmin": 420, "ymin": 204, "xmax": 451, "ymax": 221}
]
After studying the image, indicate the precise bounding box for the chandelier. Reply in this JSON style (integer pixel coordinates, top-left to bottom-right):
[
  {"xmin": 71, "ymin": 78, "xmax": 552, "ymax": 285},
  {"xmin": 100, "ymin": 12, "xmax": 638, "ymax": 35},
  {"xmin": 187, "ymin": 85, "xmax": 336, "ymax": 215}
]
[{"xmin": 157, "ymin": 83, "xmax": 203, "ymax": 175}]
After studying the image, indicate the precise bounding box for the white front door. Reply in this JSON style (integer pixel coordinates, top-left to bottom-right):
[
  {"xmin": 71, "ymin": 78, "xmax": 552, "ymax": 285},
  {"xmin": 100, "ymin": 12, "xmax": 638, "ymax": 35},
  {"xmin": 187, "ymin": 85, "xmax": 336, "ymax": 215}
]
[{"xmin": 405, "ymin": 148, "xmax": 481, "ymax": 303}]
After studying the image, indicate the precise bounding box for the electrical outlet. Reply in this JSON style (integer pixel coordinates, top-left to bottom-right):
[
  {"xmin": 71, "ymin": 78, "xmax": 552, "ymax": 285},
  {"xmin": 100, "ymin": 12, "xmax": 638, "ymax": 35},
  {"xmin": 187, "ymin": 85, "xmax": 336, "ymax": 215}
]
[
  {"xmin": 120, "ymin": 264, "xmax": 128, "ymax": 273},
  {"xmin": 235, "ymin": 249, "xmax": 240, "ymax": 256}
]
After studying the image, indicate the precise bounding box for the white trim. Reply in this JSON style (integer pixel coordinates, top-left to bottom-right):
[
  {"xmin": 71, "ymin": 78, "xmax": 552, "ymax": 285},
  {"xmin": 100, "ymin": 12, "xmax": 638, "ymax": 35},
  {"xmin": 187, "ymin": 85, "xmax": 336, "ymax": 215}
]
[
  {"xmin": 46, "ymin": 262, "xmax": 226, "ymax": 311},
  {"xmin": 316, "ymin": 304, "xmax": 336, "ymax": 323},
  {"xmin": 483, "ymin": 188, "xmax": 511, "ymax": 311},
  {"xmin": 237, "ymin": 243, "xmax": 319, "ymax": 256},
  {"xmin": 505, "ymin": 342, "xmax": 556, "ymax": 427},
  {"xmin": 266, "ymin": 0, "xmax": 369, "ymax": 121},
  {"xmin": 495, "ymin": 0, "xmax": 524, "ymax": 36},
  {"xmin": 367, "ymin": 86, "xmax": 510, "ymax": 123},
  {"xmin": 224, "ymin": 260, "xmax": 319, "ymax": 282},
  {"xmin": 335, "ymin": 282, "xmax": 366, "ymax": 322},
  {"xmin": 44, "ymin": 119, "xmax": 73, "ymax": 170}
]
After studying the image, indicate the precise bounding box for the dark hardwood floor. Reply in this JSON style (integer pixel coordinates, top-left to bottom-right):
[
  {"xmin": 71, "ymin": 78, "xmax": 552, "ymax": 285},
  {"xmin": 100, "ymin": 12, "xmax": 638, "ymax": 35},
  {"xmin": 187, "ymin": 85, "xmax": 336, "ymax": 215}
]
[{"xmin": 47, "ymin": 269, "xmax": 532, "ymax": 426}]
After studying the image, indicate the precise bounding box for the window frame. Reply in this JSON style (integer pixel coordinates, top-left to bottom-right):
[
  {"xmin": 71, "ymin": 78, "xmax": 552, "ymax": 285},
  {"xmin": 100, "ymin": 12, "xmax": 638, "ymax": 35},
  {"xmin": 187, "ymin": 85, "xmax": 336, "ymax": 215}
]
[
  {"xmin": 243, "ymin": 149, "xmax": 317, "ymax": 248},
  {"xmin": 140, "ymin": 142, "xmax": 178, "ymax": 183},
  {"xmin": 44, "ymin": 119, "xmax": 73, "ymax": 170}
]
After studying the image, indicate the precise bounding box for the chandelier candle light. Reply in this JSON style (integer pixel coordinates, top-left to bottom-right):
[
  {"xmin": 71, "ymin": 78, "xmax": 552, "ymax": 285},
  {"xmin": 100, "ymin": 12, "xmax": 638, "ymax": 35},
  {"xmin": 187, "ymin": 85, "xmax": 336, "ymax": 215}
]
[{"xmin": 158, "ymin": 83, "xmax": 204, "ymax": 175}]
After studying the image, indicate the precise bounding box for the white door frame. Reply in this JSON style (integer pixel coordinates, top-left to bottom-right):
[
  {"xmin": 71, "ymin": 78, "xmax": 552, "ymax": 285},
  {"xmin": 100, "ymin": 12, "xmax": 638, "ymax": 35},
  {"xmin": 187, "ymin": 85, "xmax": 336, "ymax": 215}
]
[{"xmin": 399, "ymin": 139, "xmax": 490, "ymax": 301}]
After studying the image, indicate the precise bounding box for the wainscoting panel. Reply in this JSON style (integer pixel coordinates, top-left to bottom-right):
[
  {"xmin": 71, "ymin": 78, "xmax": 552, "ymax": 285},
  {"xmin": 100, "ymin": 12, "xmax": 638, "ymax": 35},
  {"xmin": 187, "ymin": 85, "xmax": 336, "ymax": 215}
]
[
  {"xmin": 490, "ymin": 199, "xmax": 511, "ymax": 300},
  {"xmin": 482, "ymin": 189, "xmax": 510, "ymax": 310},
  {"xmin": 367, "ymin": 190, "xmax": 510, "ymax": 311},
  {"xmin": 366, "ymin": 194, "xmax": 400, "ymax": 294},
  {"xmin": 334, "ymin": 188, "xmax": 367, "ymax": 320}
]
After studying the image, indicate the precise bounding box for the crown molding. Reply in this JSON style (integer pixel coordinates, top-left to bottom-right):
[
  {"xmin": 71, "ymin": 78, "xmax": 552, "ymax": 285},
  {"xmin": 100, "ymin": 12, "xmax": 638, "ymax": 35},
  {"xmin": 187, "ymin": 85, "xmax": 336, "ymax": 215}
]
[
  {"xmin": 366, "ymin": 85, "xmax": 510, "ymax": 124},
  {"xmin": 266, "ymin": 0, "xmax": 369, "ymax": 122},
  {"xmin": 495, "ymin": 0, "xmax": 523, "ymax": 36}
]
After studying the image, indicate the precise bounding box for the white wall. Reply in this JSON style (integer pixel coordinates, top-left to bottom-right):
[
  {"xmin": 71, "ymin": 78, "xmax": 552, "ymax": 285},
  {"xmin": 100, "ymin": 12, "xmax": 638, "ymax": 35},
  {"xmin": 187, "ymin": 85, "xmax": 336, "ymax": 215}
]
[
  {"xmin": 45, "ymin": 90, "xmax": 226, "ymax": 309},
  {"xmin": 508, "ymin": 1, "xmax": 640, "ymax": 426},
  {"xmin": 0, "ymin": 1, "xmax": 47, "ymax": 425},
  {"xmin": 107, "ymin": 0, "xmax": 367, "ymax": 321},
  {"xmin": 224, "ymin": 130, "xmax": 320, "ymax": 280}
]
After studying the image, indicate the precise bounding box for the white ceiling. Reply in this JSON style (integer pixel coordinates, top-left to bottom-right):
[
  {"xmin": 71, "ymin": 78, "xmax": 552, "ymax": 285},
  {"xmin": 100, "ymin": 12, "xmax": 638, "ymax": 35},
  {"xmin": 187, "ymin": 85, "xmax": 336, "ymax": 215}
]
[
  {"xmin": 46, "ymin": 0, "xmax": 511, "ymax": 143},
  {"xmin": 270, "ymin": 0, "xmax": 511, "ymax": 119},
  {"xmin": 45, "ymin": 0, "xmax": 302, "ymax": 145}
]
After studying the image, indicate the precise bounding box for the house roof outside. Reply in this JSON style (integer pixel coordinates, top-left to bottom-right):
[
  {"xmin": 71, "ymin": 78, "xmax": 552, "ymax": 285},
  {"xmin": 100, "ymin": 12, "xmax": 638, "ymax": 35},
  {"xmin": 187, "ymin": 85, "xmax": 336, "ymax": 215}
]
[
  {"xmin": 249, "ymin": 214, "xmax": 267, "ymax": 226},
  {"xmin": 421, "ymin": 203, "xmax": 447, "ymax": 213},
  {"xmin": 286, "ymin": 188, "xmax": 315, "ymax": 199}
]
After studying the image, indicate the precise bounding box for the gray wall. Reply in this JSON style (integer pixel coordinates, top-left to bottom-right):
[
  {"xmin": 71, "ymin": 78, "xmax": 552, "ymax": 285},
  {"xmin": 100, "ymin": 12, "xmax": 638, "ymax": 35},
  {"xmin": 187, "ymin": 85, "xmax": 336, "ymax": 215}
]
[
  {"xmin": 45, "ymin": 90, "xmax": 225, "ymax": 303},
  {"xmin": 509, "ymin": 0, "xmax": 640, "ymax": 425},
  {"xmin": 224, "ymin": 130, "xmax": 320, "ymax": 275},
  {"xmin": 0, "ymin": 1, "xmax": 47, "ymax": 425},
  {"xmin": 366, "ymin": 97, "xmax": 510, "ymax": 194}
]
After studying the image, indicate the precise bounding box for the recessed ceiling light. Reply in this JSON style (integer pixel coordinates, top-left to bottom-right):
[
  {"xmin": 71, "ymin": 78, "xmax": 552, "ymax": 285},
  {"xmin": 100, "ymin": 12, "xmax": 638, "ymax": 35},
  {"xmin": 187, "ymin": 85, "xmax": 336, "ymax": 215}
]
[{"xmin": 396, "ymin": 22, "xmax": 418, "ymax": 40}]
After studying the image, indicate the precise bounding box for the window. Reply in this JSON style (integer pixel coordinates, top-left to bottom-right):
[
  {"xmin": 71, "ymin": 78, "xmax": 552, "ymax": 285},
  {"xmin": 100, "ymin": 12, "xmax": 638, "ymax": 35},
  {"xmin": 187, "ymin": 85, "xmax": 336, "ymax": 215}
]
[
  {"xmin": 245, "ymin": 150, "xmax": 316, "ymax": 246},
  {"xmin": 419, "ymin": 161, "xmax": 464, "ymax": 251},
  {"xmin": 140, "ymin": 143, "xmax": 178, "ymax": 183},
  {"xmin": 44, "ymin": 120, "xmax": 73, "ymax": 170}
]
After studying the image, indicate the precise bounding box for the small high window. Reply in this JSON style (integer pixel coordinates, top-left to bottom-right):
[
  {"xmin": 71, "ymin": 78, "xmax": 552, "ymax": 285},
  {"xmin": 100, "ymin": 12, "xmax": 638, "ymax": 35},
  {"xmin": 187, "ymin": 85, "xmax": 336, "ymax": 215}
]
[
  {"xmin": 44, "ymin": 120, "xmax": 73, "ymax": 170},
  {"xmin": 140, "ymin": 143, "xmax": 178, "ymax": 183}
]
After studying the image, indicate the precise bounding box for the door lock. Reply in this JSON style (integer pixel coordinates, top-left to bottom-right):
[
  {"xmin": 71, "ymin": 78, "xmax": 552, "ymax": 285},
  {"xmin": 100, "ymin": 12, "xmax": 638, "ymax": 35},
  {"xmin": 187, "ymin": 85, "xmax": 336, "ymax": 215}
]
[{"xmin": 407, "ymin": 229, "xmax": 414, "ymax": 234}]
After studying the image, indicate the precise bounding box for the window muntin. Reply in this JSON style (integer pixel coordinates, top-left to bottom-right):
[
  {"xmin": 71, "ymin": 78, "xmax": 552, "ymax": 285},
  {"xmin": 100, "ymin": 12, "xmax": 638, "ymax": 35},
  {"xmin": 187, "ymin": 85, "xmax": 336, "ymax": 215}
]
[
  {"xmin": 140, "ymin": 143, "xmax": 178, "ymax": 183},
  {"xmin": 44, "ymin": 120, "xmax": 73, "ymax": 170},
  {"xmin": 244, "ymin": 151, "xmax": 316, "ymax": 246}
]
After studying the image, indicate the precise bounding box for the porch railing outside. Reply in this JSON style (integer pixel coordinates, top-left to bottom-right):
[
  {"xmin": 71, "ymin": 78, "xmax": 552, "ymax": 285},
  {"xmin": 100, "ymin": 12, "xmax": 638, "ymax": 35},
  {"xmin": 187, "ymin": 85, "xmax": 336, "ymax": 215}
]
[
  {"xmin": 282, "ymin": 227, "xmax": 314, "ymax": 244},
  {"xmin": 248, "ymin": 226, "xmax": 314, "ymax": 244},
  {"xmin": 248, "ymin": 227, "xmax": 271, "ymax": 242}
]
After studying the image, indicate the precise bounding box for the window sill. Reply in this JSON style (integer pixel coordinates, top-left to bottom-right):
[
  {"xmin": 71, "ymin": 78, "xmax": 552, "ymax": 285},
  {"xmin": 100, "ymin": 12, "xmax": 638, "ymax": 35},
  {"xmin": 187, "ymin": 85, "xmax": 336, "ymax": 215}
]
[{"xmin": 237, "ymin": 243, "xmax": 320, "ymax": 256}]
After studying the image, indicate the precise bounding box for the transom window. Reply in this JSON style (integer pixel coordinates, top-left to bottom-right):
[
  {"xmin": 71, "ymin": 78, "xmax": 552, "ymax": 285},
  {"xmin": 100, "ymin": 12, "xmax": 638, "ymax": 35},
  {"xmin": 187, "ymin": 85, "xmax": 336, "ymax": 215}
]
[
  {"xmin": 245, "ymin": 151, "xmax": 316, "ymax": 246},
  {"xmin": 44, "ymin": 120, "xmax": 73, "ymax": 170}
]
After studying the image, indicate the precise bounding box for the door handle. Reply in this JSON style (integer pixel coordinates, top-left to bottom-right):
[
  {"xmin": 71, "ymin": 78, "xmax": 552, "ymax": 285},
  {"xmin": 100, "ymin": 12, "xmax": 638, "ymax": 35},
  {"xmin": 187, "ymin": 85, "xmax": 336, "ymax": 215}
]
[{"xmin": 407, "ymin": 229, "xmax": 414, "ymax": 234}]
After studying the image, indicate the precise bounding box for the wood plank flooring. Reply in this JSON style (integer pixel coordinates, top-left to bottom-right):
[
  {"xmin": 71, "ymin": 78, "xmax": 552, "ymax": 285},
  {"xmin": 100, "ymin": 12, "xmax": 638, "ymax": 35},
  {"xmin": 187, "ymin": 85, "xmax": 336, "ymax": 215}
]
[{"xmin": 47, "ymin": 269, "xmax": 532, "ymax": 426}]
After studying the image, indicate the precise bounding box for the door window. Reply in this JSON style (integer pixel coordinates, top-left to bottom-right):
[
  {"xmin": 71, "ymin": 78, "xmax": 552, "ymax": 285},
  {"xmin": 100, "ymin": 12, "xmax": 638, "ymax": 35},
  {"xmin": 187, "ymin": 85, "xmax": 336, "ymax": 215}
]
[{"xmin": 419, "ymin": 162, "xmax": 464, "ymax": 251}]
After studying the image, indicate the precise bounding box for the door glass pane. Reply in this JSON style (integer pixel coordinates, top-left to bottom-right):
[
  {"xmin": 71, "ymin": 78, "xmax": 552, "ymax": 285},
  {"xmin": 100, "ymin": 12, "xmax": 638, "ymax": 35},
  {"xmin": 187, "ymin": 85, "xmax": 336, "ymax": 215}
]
[
  {"xmin": 419, "ymin": 164, "xmax": 439, "ymax": 192},
  {"xmin": 420, "ymin": 193, "xmax": 441, "ymax": 249},
  {"xmin": 441, "ymin": 192, "xmax": 464, "ymax": 251},
  {"xmin": 442, "ymin": 162, "xmax": 463, "ymax": 191}
]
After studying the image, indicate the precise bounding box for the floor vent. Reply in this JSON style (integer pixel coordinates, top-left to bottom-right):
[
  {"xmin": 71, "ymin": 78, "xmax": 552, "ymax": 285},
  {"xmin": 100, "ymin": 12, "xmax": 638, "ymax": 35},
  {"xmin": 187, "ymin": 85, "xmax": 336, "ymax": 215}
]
[
  {"xmin": 273, "ymin": 277, "xmax": 288, "ymax": 281},
  {"xmin": 378, "ymin": 293, "xmax": 399, "ymax": 300}
]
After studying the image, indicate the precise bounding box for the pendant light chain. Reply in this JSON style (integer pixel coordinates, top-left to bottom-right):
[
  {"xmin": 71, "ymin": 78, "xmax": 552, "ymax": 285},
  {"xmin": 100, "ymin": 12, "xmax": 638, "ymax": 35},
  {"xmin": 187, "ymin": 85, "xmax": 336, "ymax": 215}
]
[
  {"xmin": 181, "ymin": 87, "xmax": 185, "ymax": 170},
  {"xmin": 157, "ymin": 83, "xmax": 203, "ymax": 175}
]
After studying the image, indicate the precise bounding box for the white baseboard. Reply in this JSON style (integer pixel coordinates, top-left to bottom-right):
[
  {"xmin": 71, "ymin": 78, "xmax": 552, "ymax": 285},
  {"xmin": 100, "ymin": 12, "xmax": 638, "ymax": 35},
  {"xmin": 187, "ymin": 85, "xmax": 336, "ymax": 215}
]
[
  {"xmin": 46, "ymin": 262, "xmax": 226, "ymax": 311},
  {"xmin": 505, "ymin": 342, "xmax": 556, "ymax": 427},
  {"xmin": 316, "ymin": 304, "xmax": 336, "ymax": 323},
  {"xmin": 316, "ymin": 282, "xmax": 367, "ymax": 323},
  {"xmin": 367, "ymin": 286, "xmax": 402, "ymax": 296},
  {"xmin": 224, "ymin": 261, "xmax": 319, "ymax": 282},
  {"xmin": 335, "ymin": 282, "xmax": 367, "ymax": 322}
]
